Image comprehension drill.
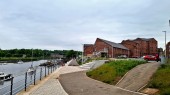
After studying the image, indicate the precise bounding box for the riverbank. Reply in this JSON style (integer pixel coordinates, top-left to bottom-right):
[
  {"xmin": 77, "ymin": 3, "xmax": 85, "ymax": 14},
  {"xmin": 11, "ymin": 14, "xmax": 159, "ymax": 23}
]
[{"xmin": 0, "ymin": 57, "xmax": 42, "ymax": 63}]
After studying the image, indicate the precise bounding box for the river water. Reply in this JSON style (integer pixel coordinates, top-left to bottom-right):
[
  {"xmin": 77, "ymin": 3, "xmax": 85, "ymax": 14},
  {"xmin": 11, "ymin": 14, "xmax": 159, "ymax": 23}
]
[{"xmin": 0, "ymin": 60, "xmax": 59, "ymax": 95}]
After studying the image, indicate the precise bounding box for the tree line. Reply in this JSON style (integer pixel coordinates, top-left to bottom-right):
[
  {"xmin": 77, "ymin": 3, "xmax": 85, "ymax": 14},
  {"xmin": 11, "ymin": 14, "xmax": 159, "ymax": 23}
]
[{"xmin": 0, "ymin": 49, "xmax": 82, "ymax": 59}]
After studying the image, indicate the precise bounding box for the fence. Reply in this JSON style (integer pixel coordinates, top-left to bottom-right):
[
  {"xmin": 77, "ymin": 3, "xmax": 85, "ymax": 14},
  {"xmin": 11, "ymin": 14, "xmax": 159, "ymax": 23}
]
[{"xmin": 0, "ymin": 64, "xmax": 60, "ymax": 95}]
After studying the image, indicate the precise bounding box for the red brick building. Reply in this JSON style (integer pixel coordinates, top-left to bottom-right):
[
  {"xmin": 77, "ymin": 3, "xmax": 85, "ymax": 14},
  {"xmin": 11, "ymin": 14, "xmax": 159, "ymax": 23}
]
[
  {"xmin": 121, "ymin": 40, "xmax": 140, "ymax": 58},
  {"xmin": 84, "ymin": 44, "xmax": 94, "ymax": 57},
  {"xmin": 84, "ymin": 38, "xmax": 158, "ymax": 58},
  {"xmin": 84, "ymin": 38, "xmax": 129, "ymax": 58},
  {"xmin": 134, "ymin": 38, "xmax": 157, "ymax": 56},
  {"xmin": 166, "ymin": 42, "xmax": 170, "ymax": 58},
  {"xmin": 121, "ymin": 38, "xmax": 158, "ymax": 57}
]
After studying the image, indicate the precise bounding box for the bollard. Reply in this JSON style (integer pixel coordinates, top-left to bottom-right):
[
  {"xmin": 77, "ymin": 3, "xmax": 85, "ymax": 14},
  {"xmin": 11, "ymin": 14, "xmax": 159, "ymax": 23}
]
[
  {"xmin": 40, "ymin": 68, "xmax": 42, "ymax": 80},
  {"xmin": 51, "ymin": 66, "xmax": 52, "ymax": 73},
  {"xmin": 34, "ymin": 70, "xmax": 36, "ymax": 85},
  {"xmin": 48, "ymin": 67, "xmax": 49, "ymax": 75},
  {"xmin": 45, "ymin": 66, "xmax": 46, "ymax": 77},
  {"xmin": 10, "ymin": 77, "xmax": 14, "ymax": 95},
  {"xmin": 25, "ymin": 72, "xmax": 27, "ymax": 91}
]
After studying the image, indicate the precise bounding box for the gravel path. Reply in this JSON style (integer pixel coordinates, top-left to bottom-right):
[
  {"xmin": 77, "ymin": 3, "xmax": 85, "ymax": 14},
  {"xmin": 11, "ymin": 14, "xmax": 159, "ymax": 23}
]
[
  {"xmin": 59, "ymin": 71, "xmax": 145, "ymax": 95},
  {"xmin": 116, "ymin": 62, "xmax": 160, "ymax": 91}
]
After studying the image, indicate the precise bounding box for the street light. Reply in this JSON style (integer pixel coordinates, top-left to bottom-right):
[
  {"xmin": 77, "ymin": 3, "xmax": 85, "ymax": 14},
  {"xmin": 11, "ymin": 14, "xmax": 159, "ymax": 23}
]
[
  {"xmin": 112, "ymin": 45, "xmax": 113, "ymax": 58},
  {"xmin": 162, "ymin": 31, "xmax": 166, "ymax": 58},
  {"xmin": 82, "ymin": 44, "xmax": 84, "ymax": 65}
]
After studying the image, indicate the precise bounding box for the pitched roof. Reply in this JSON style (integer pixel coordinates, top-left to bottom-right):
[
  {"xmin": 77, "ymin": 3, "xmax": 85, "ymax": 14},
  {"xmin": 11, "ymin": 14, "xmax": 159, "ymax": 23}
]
[
  {"xmin": 98, "ymin": 38, "xmax": 129, "ymax": 50},
  {"xmin": 122, "ymin": 40, "xmax": 139, "ymax": 44},
  {"xmin": 135, "ymin": 38, "xmax": 155, "ymax": 41},
  {"xmin": 84, "ymin": 44, "xmax": 93, "ymax": 46}
]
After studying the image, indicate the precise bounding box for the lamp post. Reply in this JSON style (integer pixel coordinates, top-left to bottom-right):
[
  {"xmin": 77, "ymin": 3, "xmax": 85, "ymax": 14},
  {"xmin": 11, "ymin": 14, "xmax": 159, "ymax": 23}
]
[
  {"xmin": 82, "ymin": 44, "xmax": 84, "ymax": 65},
  {"xmin": 162, "ymin": 31, "xmax": 166, "ymax": 58},
  {"xmin": 112, "ymin": 45, "xmax": 113, "ymax": 58}
]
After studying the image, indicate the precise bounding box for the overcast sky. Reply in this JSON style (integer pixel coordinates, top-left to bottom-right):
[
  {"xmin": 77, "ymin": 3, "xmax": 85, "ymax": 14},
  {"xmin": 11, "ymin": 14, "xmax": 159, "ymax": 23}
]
[{"xmin": 0, "ymin": 0, "xmax": 170, "ymax": 51}]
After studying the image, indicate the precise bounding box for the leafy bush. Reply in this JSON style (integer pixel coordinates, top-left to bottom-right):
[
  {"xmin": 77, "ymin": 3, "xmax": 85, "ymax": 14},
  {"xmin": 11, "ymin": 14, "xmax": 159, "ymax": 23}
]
[{"xmin": 87, "ymin": 60, "xmax": 146, "ymax": 85}]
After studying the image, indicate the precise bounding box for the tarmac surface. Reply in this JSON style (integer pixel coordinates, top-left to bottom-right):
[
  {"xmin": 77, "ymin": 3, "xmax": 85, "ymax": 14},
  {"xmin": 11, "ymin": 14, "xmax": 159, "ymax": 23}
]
[{"xmin": 59, "ymin": 71, "xmax": 145, "ymax": 95}]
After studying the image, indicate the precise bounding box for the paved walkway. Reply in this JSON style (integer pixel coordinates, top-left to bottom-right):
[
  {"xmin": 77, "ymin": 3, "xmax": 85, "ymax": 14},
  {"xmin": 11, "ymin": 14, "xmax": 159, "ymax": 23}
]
[
  {"xmin": 28, "ymin": 60, "xmax": 107, "ymax": 95},
  {"xmin": 17, "ymin": 66, "xmax": 86, "ymax": 95},
  {"xmin": 59, "ymin": 71, "xmax": 145, "ymax": 95},
  {"xmin": 116, "ymin": 62, "xmax": 160, "ymax": 91}
]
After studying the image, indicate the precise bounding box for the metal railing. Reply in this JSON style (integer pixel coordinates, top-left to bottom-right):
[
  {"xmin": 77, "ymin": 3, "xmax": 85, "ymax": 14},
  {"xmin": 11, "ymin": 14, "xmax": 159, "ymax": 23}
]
[{"xmin": 0, "ymin": 64, "xmax": 60, "ymax": 95}]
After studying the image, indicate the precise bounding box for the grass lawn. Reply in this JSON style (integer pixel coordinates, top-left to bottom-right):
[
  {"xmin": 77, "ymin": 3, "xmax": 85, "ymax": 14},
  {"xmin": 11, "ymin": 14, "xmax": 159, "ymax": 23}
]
[
  {"xmin": 86, "ymin": 60, "xmax": 147, "ymax": 85},
  {"xmin": 147, "ymin": 64, "xmax": 170, "ymax": 95}
]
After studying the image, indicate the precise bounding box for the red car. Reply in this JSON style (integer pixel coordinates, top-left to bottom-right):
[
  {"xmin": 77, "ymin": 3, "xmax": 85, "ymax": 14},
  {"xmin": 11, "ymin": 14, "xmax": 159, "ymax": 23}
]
[{"xmin": 143, "ymin": 55, "xmax": 161, "ymax": 62}]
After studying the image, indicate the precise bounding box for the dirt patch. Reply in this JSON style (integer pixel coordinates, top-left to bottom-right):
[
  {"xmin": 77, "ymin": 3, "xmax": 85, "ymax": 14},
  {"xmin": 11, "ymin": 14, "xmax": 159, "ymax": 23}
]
[{"xmin": 141, "ymin": 88, "xmax": 159, "ymax": 95}]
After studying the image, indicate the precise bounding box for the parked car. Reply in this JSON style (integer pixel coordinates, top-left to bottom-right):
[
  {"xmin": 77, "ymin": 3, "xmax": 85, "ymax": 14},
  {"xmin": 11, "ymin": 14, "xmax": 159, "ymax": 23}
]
[
  {"xmin": 142, "ymin": 55, "xmax": 161, "ymax": 62},
  {"xmin": 118, "ymin": 55, "xmax": 127, "ymax": 58}
]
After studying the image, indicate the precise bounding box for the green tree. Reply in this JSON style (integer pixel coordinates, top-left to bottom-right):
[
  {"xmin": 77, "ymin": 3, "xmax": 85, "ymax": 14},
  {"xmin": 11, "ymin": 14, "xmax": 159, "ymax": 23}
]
[{"xmin": 66, "ymin": 50, "xmax": 77, "ymax": 59}]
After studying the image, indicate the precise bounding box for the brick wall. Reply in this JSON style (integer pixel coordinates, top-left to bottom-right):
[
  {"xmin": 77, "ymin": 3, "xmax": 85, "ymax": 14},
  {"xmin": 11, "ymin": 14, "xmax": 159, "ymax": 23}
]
[
  {"xmin": 148, "ymin": 39, "xmax": 158, "ymax": 55},
  {"xmin": 84, "ymin": 44, "xmax": 94, "ymax": 57},
  {"xmin": 134, "ymin": 38, "xmax": 157, "ymax": 56},
  {"xmin": 121, "ymin": 40, "xmax": 140, "ymax": 57},
  {"xmin": 94, "ymin": 38, "xmax": 129, "ymax": 58}
]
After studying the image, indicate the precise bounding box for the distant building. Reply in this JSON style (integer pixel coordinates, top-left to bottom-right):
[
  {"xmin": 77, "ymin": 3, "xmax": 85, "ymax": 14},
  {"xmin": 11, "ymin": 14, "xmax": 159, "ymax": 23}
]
[
  {"xmin": 84, "ymin": 37, "xmax": 158, "ymax": 58},
  {"xmin": 121, "ymin": 40, "xmax": 140, "ymax": 58},
  {"xmin": 122, "ymin": 38, "xmax": 158, "ymax": 57},
  {"xmin": 51, "ymin": 54, "xmax": 64, "ymax": 58},
  {"xmin": 84, "ymin": 44, "xmax": 94, "ymax": 57},
  {"xmin": 134, "ymin": 38, "xmax": 157, "ymax": 56},
  {"xmin": 84, "ymin": 38, "xmax": 129, "ymax": 58},
  {"xmin": 166, "ymin": 42, "xmax": 170, "ymax": 58}
]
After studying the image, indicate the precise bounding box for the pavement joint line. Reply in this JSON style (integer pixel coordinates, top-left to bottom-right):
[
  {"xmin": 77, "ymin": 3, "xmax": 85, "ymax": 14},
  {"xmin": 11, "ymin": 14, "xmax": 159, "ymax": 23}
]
[
  {"xmin": 137, "ymin": 83, "xmax": 148, "ymax": 92},
  {"xmin": 115, "ymin": 70, "xmax": 129, "ymax": 86}
]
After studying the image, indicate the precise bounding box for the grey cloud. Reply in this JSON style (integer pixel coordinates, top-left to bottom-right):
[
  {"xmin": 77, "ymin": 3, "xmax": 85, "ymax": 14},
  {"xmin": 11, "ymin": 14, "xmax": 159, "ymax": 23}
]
[{"xmin": 0, "ymin": 0, "xmax": 169, "ymax": 50}]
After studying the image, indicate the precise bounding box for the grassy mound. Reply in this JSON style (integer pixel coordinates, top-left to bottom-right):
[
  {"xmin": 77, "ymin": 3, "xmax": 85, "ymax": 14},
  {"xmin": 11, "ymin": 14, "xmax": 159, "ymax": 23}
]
[
  {"xmin": 86, "ymin": 60, "xmax": 146, "ymax": 85},
  {"xmin": 147, "ymin": 64, "xmax": 170, "ymax": 95}
]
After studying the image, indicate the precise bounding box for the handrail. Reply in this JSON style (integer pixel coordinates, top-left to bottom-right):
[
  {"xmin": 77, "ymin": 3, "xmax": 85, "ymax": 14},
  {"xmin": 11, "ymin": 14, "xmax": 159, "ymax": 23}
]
[{"xmin": 0, "ymin": 64, "xmax": 59, "ymax": 95}]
